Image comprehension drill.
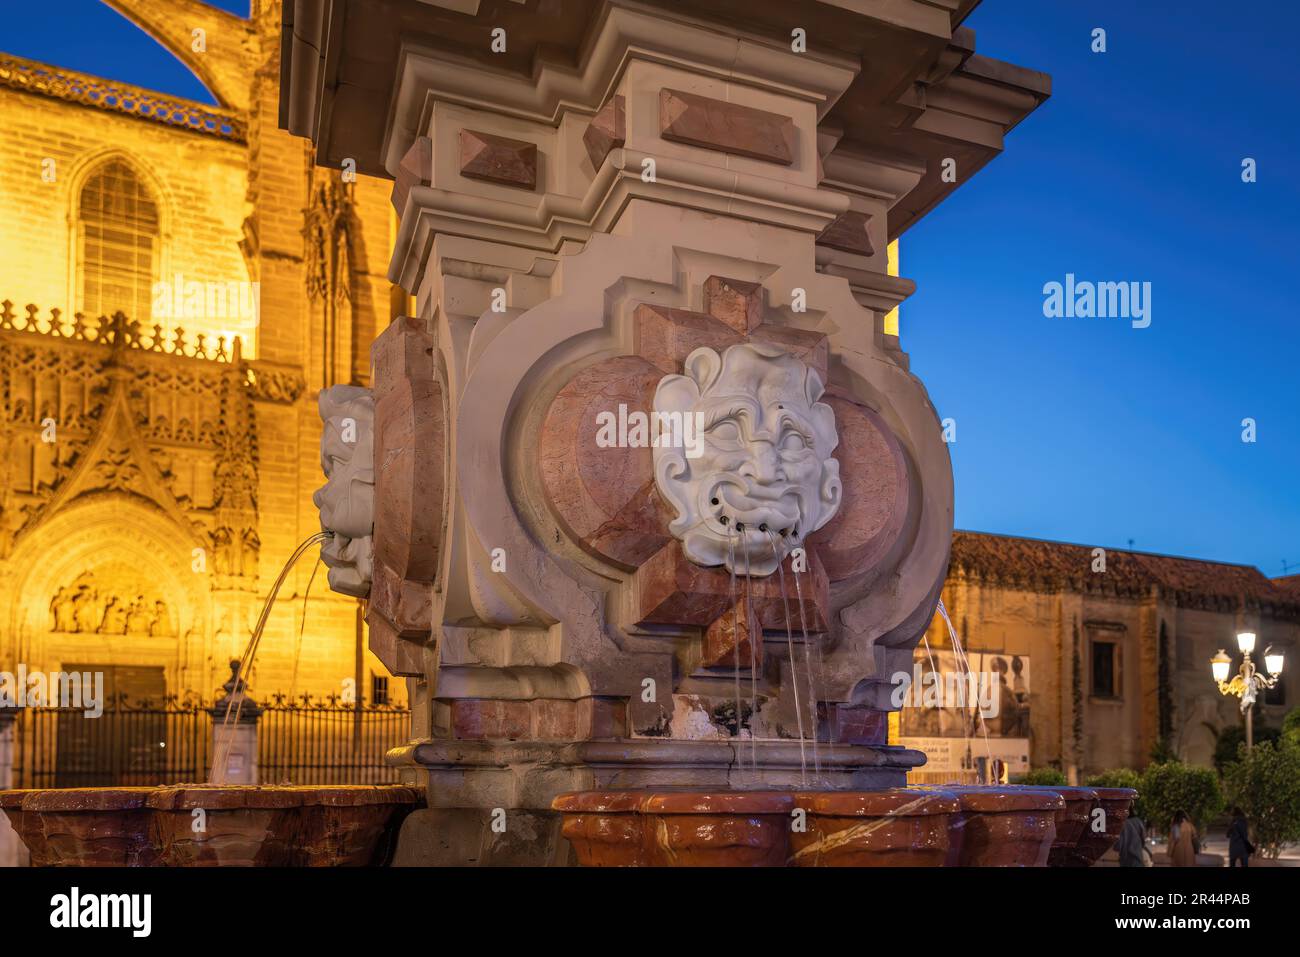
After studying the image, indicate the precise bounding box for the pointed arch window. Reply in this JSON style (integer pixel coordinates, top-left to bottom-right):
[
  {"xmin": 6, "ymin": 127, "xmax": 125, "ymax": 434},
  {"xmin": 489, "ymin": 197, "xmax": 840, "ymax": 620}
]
[{"xmin": 77, "ymin": 159, "xmax": 159, "ymax": 324}]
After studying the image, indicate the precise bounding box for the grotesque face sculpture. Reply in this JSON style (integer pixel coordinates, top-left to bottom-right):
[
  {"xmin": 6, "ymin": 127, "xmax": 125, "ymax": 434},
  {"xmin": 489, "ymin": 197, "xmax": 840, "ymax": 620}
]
[
  {"xmin": 313, "ymin": 385, "xmax": 375, "ymax": 597},
  {"xmin": 653, "ymin": 343, "xmax": 842, "ymax": 576}
]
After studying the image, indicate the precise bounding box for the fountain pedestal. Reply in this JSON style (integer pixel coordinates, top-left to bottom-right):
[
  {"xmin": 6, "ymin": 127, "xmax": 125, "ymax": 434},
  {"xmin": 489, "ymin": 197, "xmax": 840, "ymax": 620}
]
[
  {"xmin": 208, "ymin": 660, "xmax": 261, "ymax": 785},
  {"xmin": 282, "ymin": 0, "xmax": 1049, "ymax": 865}
]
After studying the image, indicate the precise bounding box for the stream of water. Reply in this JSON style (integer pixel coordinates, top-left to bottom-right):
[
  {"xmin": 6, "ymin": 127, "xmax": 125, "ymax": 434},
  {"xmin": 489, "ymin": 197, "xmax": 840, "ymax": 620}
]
[
  {"xmin": 719, "ymin": 528, "xmax": 825, "ymax": 788},
  {"xmin": 935, "ymin": 597, "xmax": 993, "ymax": 779},
  {"xmin": 209, "ymin": 531, "xmax": 329, "ymax": 784},
  {"xmin": 770, "ymin": 530, "xmax": 815, "ymax": 784}
]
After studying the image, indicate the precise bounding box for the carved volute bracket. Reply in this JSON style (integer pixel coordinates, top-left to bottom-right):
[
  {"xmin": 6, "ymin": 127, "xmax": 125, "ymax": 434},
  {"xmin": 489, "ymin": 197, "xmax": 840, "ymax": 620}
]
[{"xmin": 367, "ymin": 317, "xmax": 445, "ymax": 677}]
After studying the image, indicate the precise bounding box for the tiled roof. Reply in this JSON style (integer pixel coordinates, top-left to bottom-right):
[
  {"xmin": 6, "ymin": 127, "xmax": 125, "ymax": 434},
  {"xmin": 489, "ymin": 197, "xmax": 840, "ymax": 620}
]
[
  {"xmin": 950, "ymin": 531, "xmax": 1300, "ymax": 616},
  {"xmin": 0, "ymin": 52, "xmax": 245, "ymax": 141}
]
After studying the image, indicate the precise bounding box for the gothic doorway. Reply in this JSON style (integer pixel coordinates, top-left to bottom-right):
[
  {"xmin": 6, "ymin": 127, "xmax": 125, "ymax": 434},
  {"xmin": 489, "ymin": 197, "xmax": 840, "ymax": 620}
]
[{"xmin": 54, "ymin": 664, "xmax": 166, "ymax": 787}]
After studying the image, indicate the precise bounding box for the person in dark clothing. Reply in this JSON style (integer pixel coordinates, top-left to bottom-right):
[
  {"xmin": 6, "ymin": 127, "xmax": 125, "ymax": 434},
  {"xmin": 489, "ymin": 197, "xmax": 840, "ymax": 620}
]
[
  {"xmin": 1227, "ymin": 807, "xmax": 1254, "ymax": 868},
  {"xmin": 1116, "ymin": 813, "xmax": 1149, "ymax": 867}
]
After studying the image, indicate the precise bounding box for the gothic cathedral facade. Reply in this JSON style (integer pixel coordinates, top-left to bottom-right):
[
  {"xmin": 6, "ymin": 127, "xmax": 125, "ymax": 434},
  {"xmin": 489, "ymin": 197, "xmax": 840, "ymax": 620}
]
[{"xmin": 0, "ymin": 0, "xmax": 404, "ymax": 706}]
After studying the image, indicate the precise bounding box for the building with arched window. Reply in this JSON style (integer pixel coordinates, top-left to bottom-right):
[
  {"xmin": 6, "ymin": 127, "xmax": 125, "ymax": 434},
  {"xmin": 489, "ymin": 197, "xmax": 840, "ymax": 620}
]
[
  {"xmin": 76, "ymin": 158, "xmax": 160, "ymax": 325},
  {"xmin": 0, "ymin": 1, "xmax": 405, "ymax": 716},
  {"xmin": 0, "ymin": 2, "xmax": 1294, "ymax": 829}
]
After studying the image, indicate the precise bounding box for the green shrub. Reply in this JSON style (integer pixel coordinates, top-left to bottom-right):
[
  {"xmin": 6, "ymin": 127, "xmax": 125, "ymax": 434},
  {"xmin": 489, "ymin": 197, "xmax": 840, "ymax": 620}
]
[
  {"xmin": 1223, "ymin": 738, "xmax": 1300, "ymax": 859},
  {"xmin": 1282, "ymin": 708, "xmax": 1300, "ymax": 744},
  {"xmin": 1214, "ymin": 723, "xmax": 1280, "ymax": 774},
  {"xmin": 1085, "ymin": 768, "xmax": 1145, "ymax": 821},
  {"xmin": 1020, "ymin": 767, "xmax": 1068, "ymax": 786},
  {"xmin": 1140, "ymin": 762, "xmax": 1223, "ymax": 836}
]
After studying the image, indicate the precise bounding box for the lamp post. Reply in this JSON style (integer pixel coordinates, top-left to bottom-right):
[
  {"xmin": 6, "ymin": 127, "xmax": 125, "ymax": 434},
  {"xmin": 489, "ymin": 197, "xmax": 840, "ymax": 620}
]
[{"xmin": 1210, "ymin": 632, "xmax": 1285, "ymax": 752}]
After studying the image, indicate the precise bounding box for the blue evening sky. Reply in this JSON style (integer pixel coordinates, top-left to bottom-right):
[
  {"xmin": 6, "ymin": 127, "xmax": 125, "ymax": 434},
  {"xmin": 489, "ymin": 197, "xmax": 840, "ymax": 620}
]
[
  {"xmin": 2, "ymin": 1, "xmax": 1296, "ymax": 573},
  {"xmin": 903, "ymin": 1, "xmax": 1299, "ymax": 576}
]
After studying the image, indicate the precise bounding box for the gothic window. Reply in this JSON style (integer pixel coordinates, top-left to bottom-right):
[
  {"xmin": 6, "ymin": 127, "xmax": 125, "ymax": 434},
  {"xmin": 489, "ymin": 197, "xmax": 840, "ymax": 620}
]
[{"xmin": 77, "ymin": 159, "xmax": 159, "ymax": 324}]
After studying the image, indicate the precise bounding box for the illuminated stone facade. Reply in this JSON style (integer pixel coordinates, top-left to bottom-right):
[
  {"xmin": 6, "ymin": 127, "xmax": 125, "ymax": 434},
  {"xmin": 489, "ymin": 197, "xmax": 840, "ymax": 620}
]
[
  {"xmin": 909, "ymin": 532, "xmax": 1300, "ymax": 780},
  {"xmin": 0, "ymin": 0, "xmax": 405, "ymax": 705}
]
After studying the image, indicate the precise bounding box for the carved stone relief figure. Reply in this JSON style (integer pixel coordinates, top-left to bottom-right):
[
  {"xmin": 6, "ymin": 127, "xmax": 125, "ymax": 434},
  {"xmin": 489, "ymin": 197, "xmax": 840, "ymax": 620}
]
[
  {"xmin": 149, "ymin": 599, "xmax": 170, "ymax": 636},
  {"xmin": 652, "ymin": 342, "xmax": 842, "ymax": 576},
  {"xmin": 99, "ymin": 596, "xmax": 127, "ymax": 634},
  {"xmin": 313, "ymin": 385, "xmax": 374, "ymax": 597},
  {"xmin": 239, "ymin": 528, "xmax": 260, "ymax": 578},
  {"xmin": 211, "ymin": 526, "xmax": 233, "ymax": 575},
  {"xmin": 72, "ymin": 585, "xmax": 99, "ymax": 633},
  {"xmin": 50, "ymin": 586, "xmax": 77, "ymax": 632},
  {"xmin": 47, "ymin": 571, "xmax": 176, "ymax": 636},
  {"xmin": 125, "ymin": 596, "xmax": 152, "ymax": 634}
]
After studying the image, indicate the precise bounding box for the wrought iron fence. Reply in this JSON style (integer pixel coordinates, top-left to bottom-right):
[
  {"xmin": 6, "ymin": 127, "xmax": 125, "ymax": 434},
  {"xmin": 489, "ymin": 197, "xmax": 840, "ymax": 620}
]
[
  {"xmin": 8, "ymin": 694, "xmax": 410, "ymax": 788},
  {"xmin": 10, "ymin": 696, "xmax": 210, "ymax": 789},
  {"xmin": 257, "ymin": 695, "xmax": 409, "ymax": 785}
]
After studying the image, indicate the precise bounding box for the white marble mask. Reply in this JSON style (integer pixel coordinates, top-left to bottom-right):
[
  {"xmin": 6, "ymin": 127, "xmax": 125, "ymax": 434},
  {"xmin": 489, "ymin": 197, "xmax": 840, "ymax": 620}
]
[
  {"xmin": 313, "ymin": 384, "xmax": 375, "ymax": 597},
  {"xmin": 652, "ymin": 342, "xmax": 842, "ymax": 576}
]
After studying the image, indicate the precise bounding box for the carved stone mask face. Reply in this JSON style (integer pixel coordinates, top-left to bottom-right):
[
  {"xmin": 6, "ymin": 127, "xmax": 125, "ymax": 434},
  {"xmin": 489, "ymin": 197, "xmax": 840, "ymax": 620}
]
[
  {"xmin": 313, "ymin": 385, "xmax": 375, "ymax": 597},
  {"xmin": 652, "ymin": 342, "xmax": 842, "ymax": 576},
  {"xmin": 314, "ymin": 385, "xmax": 374, "ymax": 539}
]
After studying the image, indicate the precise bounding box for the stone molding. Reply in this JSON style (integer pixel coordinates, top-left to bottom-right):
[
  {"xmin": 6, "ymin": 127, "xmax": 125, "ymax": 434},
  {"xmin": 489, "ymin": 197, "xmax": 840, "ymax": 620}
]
[{"xmin": 0, "ymin": 53, "xmax": 246, "ymax": 141}]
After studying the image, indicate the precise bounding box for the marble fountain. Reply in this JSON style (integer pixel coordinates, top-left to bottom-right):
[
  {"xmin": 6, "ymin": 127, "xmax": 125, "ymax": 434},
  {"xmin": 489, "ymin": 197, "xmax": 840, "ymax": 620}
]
[{"xmin": 3, "ymin": 2, "xmax": 1132, "ymax": 867}]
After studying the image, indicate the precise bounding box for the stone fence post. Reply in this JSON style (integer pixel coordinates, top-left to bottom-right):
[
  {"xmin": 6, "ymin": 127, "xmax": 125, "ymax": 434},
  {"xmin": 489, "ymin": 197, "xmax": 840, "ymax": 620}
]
[{"xmin": 208, "ymin": 660, "xmax": 261, "ymax": 785}]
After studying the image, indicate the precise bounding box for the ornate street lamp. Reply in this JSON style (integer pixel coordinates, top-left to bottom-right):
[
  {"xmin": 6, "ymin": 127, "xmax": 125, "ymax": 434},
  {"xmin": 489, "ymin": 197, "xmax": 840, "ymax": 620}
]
[{"xmin": 1210, "ymin": 633, "xmax": 1284, "ymax": 751}]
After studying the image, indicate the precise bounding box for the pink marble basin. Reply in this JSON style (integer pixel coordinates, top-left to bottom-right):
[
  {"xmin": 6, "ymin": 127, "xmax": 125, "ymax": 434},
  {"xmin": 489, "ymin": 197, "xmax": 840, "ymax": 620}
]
[
  {"xmin": 789, "ymin": 789, "xmax": 959, "ymax": 867},
  {"xmin": 1, "ymin": 785, "xmax": 421, "ymax": 867},
  {"xmin": 1061, "ymin": 786, "xmax": 1136, "ymax": 867},
  {"xmin": 553, "ymin": 790, "xmax": 795, "ymax": 867},
  {"xmin": 554, "ymin": 786, "xmax": 1088, "ymax": 867},
  {"xmin": 1040, "ymin": 786, "xmax": 1099, "ymax": 866},
  {"xmin": 4, "ymin": 787, "xmax": 160, "ymax": 867},
  {"xmin": 939, "ymin": 786, "xmax": 1064, "ymax": 867}
]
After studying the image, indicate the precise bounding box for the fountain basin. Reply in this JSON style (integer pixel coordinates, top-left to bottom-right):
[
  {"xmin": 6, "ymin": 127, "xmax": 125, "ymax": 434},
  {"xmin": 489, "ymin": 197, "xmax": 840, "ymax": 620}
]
[
  {"xmin": 554, "ymin": 786, "xmax": 1102, "ymax": 866},
  {"xmin": 1, "ymin": 787, "xmax": 160, "ymax": 867},
  {"xmin": 1041, "ymin": 786, "xmax": 1099, "ymax": 866},
  {"xmin": 554, "ymin": 790, "xmax": 795, "ymax": 866},
  {"xmin": 789, "ymin": 789, "xmax": 959, "ymax": 867},
  {"xmin": 1, "ymin": 785, "xmax": 421, "ymax": 867},
  {"xmin": 944, "ymin": 786, "xmax": 1063, "ymax": 867},
  {"xmin": 1058, "ymin": 786, "xmax": 1136, "ymax": 867}
]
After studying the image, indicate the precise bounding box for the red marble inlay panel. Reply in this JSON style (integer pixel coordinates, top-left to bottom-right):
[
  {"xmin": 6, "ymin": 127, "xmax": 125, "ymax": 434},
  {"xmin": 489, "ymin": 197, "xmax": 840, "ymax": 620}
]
[
  {"xmin": 806, "ymin": 393, "xmax": 909, "ymax": 581},
  {"xmin": 701, "ymin": 595, "xmax": 762, "ymax": 669},
  {"xmin": 459, "ymin": 128, "xmax": 538, "ymax": 189},
  {"xmin": 633, "ymin": 541, "xmax": 828, "ymax": 632},
  {"xmin": 582, "ymin": 94, "xmax": 625, "ymax": 169},
  {"xmin": 633, "ymin": 302, "xmax": 742, "ymax": 375},
  {"xmin": 540, "ymin": 355, "xmax": 674, "ymax": 569},
  {"xmin": 817, "ymin": 210, "xmax": 874, "ymax": 256},
  {"xmin": 659, "ymin": 88, "xmax": 795, "ymax": 165}
]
